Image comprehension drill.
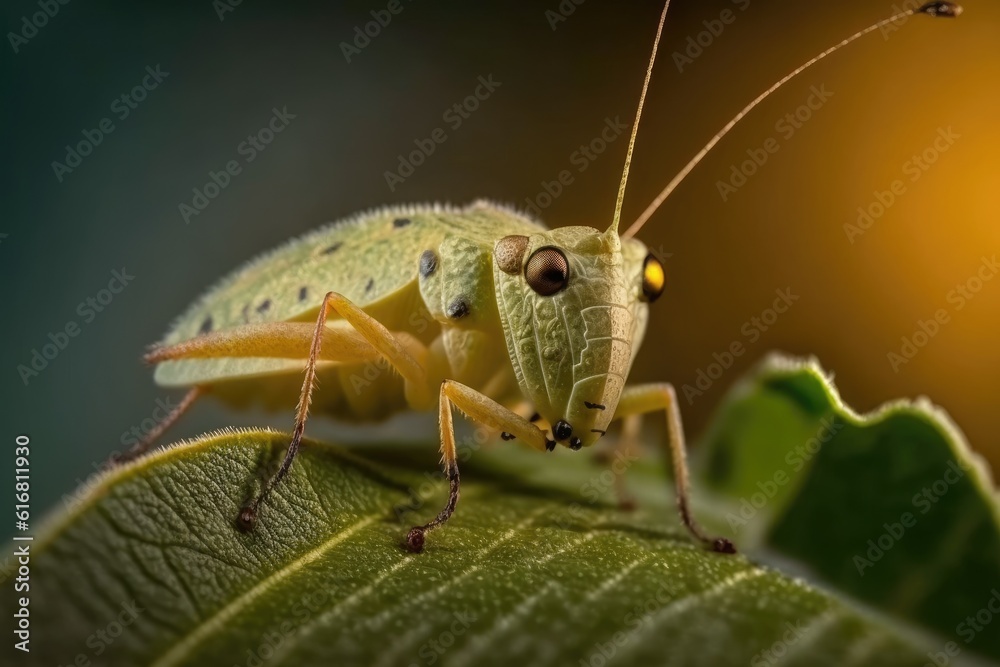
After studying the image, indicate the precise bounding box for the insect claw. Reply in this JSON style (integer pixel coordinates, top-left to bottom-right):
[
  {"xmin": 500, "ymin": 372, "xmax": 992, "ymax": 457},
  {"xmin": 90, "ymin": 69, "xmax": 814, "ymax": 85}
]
[
  {"xmin": 405, "ymin": 527, "xmax": 426, "ymax": 553},
  {"xmin": 545, "ymin": 440, "xmax": 556, "ymax": 452},
  {"xmin": 618, "ymin": 496, "xmax": 638, "ymax": 512},
  {"xmin": 712, "ymin": 537, "xmax": 737, "ymax": 554},
  {"xmin": 236, "ymin": 505, "xmax": 258, "ymax": 533}
]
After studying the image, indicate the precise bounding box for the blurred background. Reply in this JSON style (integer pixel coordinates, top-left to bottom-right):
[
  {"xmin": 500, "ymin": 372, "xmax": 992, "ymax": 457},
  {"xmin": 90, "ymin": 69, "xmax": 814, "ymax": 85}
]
[{"xmin": 2, "ymin": 0, "xmax": 998, "ymax": 529}]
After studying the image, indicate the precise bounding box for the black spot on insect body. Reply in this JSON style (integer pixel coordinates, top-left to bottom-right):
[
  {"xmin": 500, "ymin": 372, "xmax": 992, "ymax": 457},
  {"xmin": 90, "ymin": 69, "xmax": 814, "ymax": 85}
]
[
  {"xmin": 419, "ymin": 250, "xmax": 438, "ymax": 278},
  {"xmin": 501, "ymin": 432, "xmax": 515, "ymax": 441},
  {"xmin": 569, "ymin": 437, "xmax": 583, "ymax": 450},
  {"xmin": 446, "ymin": 297, "xmax": 469, "ymax": 319},
  {"xmin": 199, "ymin": 316, "xmax": 213, "ymax": 334},
  {"xmin": 298, "ymin": 286, "xmax": 308, "ymax": 302},
  {"xmin": 584, "ymin": 401, "xmax": 606, "ymax": 411},
  {"xmin": 257, "ymin": 299, "xmax": 271, "ymax": 314},
  {"xmin": 365, "ymin": 278, "xmax": 375, "ymax": 293},
  {"xmin": 393, "ymin": 217, "xmax": 412, "ymax": 228},
  {"xmin": 321, "ymin": 242, "xmax": 343, "ymax": 255}
]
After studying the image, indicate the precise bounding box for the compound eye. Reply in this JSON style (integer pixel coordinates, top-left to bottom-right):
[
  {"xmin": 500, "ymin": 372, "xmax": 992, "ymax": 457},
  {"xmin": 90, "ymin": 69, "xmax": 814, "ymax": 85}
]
[
  {"xmin": 525, "ymin": 247, "xmax": 569, "ymax": 296},
  {"xmin": 641, "ymin": 253, "xmax": 665, "ymax": 303}
]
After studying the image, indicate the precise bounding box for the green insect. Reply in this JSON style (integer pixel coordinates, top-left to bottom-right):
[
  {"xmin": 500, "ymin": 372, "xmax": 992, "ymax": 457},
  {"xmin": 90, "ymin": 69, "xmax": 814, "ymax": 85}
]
[{"xmin": 119, "ymin": 0, "xmax": 960, "ymax": 554}]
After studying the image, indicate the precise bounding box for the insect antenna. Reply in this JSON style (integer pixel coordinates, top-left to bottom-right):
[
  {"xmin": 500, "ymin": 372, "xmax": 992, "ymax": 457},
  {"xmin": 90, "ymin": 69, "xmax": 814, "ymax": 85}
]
[
  {"xmin": 621, "ymin": 1, "xmax": 962, "ymax": 240},
  {"xmin": 608, "ymin": 0, "xmax": 673, "ymax": 237}
]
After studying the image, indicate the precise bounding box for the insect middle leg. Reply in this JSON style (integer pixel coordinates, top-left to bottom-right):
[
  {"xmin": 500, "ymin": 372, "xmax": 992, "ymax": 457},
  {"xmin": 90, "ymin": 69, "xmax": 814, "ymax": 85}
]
[
  {"xmin": 613, "ymin": 383, "xmax": 736, "ymax": 554},
  {"xmin": 237, "ymin": 291, "xmax": 431, "ymax": 531},
  {"xmin": 592, "ymin": 413, "xmax": 642, "ymax": 511},
  {"xmin": 405, "ymin": 379, "xmax": 554, "ymax": 553}
]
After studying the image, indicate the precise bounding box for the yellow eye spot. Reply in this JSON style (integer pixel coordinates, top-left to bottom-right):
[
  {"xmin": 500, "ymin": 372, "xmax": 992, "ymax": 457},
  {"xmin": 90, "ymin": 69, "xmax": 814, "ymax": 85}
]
[{"xmin": 642, "ymin": 254, "xmax": 665, "ymax": 303}]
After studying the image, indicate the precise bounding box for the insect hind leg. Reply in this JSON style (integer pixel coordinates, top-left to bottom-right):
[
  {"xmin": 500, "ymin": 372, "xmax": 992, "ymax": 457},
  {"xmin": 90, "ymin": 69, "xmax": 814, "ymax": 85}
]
[
  {"xmin": 108, "ymin": 386, "xmax": 204, "ymax": 466},
  {"xmin": 592, "ymin": 413, "xmax": 641, "ymax": 511},
  {"xmin": 614, "ymin": 383, "xmax": 736, "ymax": 554}
]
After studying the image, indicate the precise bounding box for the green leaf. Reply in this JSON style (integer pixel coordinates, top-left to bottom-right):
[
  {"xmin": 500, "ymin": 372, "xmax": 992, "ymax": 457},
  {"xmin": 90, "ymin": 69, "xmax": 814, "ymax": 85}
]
[
  {"xmin": 4, "ymin": 354, "xmax": 997, "ymax": 666},
  {"xmin": 702, "ymin": 353, "xmax": 1000, "ymax": 663}
]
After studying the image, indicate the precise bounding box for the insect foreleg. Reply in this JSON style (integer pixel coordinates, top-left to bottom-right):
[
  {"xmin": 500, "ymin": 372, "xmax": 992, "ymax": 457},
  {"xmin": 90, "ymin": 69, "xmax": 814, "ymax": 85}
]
[
  {"xmin": 613, "ymin": 383, "xmax": 736, "ymax": 554},
  {"xmin": 405, "ymin": 380, "xmax": 555, "ymax": 553},
  {"xmin": 237, "ymin": 291, "xmax": 430, "ymax": 533}
]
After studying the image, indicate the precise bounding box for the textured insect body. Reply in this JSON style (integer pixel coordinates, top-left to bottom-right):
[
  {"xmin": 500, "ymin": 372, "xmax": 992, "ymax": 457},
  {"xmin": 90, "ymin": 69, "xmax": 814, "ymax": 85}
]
[
  {"xmin": 155, "ymin": 202, "xmax": 655, "ymax": 449},
  {"xmin": 126, "ymin": 0, "xmax": 960, "ymax": 554},
  {"xmin": 156, "ymin": 205, "xmax": 519, "ymax": 418}
]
